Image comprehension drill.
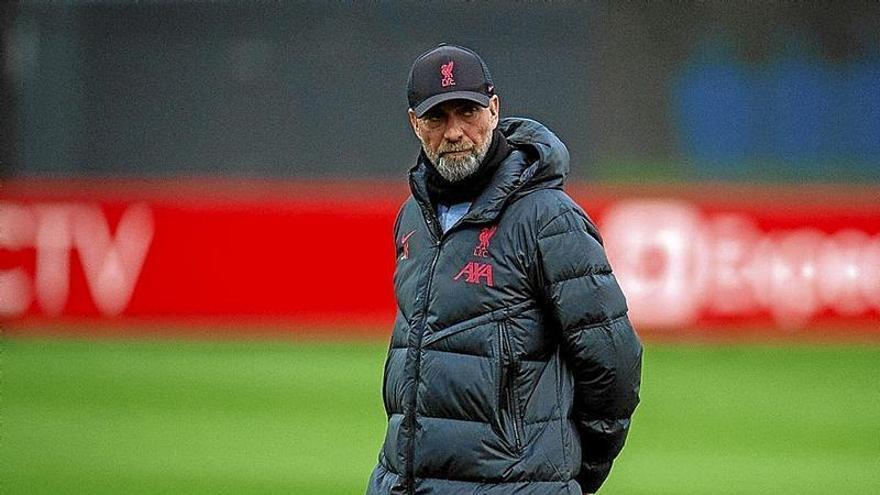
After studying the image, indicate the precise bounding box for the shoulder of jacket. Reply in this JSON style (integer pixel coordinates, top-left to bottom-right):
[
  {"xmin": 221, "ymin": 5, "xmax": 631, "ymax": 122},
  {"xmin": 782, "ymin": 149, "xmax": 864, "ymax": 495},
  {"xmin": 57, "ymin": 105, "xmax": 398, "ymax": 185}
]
[
  {"xmin": 399, "ymin": 196, "xmax": 422, "ymax": 216},
  {"xmin": 393, "ymin": 196, "xmax": 419, "ymax": 234},
  {"xmin": 509, "ymin": 188, "xmax": 582, "ymax": 224},
  {"xmin": 519, "ymin": 189, "xmax": 602, "ymax": 244}
]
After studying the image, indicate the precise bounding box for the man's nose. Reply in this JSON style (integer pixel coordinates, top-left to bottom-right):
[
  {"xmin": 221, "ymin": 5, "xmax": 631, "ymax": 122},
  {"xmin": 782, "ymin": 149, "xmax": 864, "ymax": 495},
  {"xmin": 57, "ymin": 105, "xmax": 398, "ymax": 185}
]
[{"xmin": 443, "ymin": 115, "xmax": 464, "ymax": 141}]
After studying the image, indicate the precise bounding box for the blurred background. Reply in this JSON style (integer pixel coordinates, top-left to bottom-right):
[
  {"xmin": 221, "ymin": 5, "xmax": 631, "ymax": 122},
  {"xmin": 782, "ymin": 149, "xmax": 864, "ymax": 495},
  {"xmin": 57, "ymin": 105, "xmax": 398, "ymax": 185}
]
[{"xmin": 1, "ymin": 2, "xmax": 879, "ymax": 494}]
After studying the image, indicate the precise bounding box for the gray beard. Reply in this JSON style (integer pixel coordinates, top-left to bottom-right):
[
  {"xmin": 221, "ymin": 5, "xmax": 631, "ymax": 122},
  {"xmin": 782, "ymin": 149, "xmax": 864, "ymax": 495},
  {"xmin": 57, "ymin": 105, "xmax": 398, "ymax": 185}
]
[{"xmin": 425, "ymin": 137, "xmax": 491, "ymax": 183}]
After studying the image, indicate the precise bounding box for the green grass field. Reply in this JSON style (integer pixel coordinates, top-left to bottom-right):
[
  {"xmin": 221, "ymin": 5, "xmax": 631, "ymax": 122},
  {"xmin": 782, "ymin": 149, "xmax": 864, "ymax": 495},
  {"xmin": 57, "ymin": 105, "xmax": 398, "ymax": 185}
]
[{"xmin": 2, "ymin": 337, "xmax": 879, "ymax": 494}]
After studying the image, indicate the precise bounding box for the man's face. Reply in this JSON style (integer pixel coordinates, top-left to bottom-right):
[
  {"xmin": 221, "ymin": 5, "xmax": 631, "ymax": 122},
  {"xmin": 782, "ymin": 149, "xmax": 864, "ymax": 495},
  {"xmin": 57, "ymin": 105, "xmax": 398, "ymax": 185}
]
[{"xmin": 409, "ymin": 95, "xmax": 500, "ymax": 182}]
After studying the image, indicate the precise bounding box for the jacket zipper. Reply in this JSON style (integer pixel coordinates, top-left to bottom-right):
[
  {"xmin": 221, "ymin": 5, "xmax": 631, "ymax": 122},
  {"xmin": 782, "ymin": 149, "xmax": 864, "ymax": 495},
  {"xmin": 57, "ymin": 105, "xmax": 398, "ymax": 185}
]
[
  {"xmin": 405, "ymin": 193, "xmax": 504, "ymax": 490},
  {"xmin": 499, "ymin": 321, "xmax": 523, "ymax": 452},
  {"xmin": 399, "ymin": 152, "xmax": 534, "ymax": 488},
  {"xmin": 403, "ymin": 205, "xmax": 442, "ymax": 494}
]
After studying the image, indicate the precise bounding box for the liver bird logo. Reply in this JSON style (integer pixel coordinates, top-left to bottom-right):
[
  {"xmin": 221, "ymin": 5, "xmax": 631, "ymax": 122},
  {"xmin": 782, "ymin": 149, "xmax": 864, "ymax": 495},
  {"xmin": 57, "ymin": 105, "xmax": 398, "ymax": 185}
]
[
  {"xmin": 440, "ymin": 61, "xmax": 456, "ymax": 87},
  {"xmin": 473, "ymin": 225, "xmax": 497, "ymax": 257}
]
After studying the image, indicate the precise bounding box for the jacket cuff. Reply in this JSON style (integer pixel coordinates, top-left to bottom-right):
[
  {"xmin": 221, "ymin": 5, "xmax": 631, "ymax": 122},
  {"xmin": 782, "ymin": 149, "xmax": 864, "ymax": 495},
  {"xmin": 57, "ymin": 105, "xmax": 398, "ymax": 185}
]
[{"xmin": 575, "ymin": 461, "xmax": 612, "ymax": 493}]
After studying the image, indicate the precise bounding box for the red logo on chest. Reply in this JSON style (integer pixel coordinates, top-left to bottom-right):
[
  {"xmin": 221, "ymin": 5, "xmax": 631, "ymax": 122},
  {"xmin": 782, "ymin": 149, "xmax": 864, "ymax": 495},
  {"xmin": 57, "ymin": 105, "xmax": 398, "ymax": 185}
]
[
  {"xmin": 454, "ymin": 225, "xmax": 498, "ymax": 286},
  {"xmin": 474, "ymin": 225, "xmax": 497, "ymax": 257},
  {"xmin": 454, "ymin": 261, "xmax": 494, "ymax": 287}
]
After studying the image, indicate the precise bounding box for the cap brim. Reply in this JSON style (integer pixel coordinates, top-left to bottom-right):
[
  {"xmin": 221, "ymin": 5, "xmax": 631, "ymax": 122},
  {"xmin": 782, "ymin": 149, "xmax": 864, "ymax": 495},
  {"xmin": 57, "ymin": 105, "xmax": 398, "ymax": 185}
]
[{"xmin": 413, "ymin": 91, "xmax": 491, "ymax": 118}]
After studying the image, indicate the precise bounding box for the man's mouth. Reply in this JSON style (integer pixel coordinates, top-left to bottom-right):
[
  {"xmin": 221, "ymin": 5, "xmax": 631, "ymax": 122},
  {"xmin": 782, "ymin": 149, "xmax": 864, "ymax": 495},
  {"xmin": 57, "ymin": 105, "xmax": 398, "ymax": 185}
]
[{"xmin": 441, "ymin": 149, "xmax": 472, "ymax": 156}]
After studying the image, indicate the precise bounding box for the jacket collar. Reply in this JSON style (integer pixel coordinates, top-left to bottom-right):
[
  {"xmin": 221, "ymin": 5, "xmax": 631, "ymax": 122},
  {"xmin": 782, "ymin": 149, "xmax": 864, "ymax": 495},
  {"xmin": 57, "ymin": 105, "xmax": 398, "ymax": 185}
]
[{"xmin": 409, "ymin": 117, "xmax": 569, "ymax": 228}]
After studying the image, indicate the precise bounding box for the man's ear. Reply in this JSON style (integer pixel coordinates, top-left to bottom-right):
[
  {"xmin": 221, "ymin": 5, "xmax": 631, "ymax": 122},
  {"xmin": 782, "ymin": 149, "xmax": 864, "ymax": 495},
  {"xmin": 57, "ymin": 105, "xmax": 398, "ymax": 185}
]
[
  {"xmin": 408, "ymin": 109, "xmax": 421, "ymax": 139},
  {"xmin": 489, "ymin": 95, "xmax": 500, "ymax": 127}
]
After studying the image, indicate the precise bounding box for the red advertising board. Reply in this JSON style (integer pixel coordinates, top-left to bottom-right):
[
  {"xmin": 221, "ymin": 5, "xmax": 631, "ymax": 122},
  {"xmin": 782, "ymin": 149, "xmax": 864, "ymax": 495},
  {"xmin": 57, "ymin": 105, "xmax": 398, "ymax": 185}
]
[{"xmin": 2, "ymin": 179, "xmax": 878, "ymax": 340}]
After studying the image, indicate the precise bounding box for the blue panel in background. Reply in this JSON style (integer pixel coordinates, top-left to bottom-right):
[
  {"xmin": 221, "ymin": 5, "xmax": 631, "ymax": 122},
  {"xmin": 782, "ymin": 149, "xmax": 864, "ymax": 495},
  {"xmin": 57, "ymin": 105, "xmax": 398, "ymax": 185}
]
[
  {"xmin": 847, "ymin": 58, "xmax": 880, "ymax": 158},
  {"xmin": 673, "ymin": 42, "xmax": 880, "ymax": 180},
  {"xmin": 769, "ymin": 55, "xmax": 829, "ymax": 164},
  {"xmin": 674, "ymin": 60, "xmax": 752, "ymax": 172}
]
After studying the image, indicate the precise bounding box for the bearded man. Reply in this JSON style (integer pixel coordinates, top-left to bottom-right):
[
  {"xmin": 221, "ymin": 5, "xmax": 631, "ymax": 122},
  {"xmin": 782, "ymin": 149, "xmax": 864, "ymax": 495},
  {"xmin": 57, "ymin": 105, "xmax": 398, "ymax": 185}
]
[{"xmin": 366, "ymin": 44, "xmax": 642, "ymax": 495}]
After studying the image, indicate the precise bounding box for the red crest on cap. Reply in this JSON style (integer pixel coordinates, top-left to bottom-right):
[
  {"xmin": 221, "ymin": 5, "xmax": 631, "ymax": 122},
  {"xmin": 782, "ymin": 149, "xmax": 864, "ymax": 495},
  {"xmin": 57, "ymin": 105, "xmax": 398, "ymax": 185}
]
[{"xmin": 440, "ymin": 61, "xmax": 456, "ymax": 87}]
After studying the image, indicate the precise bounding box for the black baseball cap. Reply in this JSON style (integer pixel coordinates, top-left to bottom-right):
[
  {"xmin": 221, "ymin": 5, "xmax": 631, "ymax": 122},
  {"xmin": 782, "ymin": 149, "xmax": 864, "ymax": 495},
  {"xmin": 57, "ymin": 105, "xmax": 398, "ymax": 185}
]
[{"xmin": 407, "ymin": 44, "xmax": 495, "ymax": 118}]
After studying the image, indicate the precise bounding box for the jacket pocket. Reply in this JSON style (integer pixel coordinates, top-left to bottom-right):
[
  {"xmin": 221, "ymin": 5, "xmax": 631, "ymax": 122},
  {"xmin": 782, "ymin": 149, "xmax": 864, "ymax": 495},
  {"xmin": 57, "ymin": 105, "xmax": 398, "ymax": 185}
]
[{"xmin": 497, "ymin": 320, "xmax": 524, "ymax": 454}]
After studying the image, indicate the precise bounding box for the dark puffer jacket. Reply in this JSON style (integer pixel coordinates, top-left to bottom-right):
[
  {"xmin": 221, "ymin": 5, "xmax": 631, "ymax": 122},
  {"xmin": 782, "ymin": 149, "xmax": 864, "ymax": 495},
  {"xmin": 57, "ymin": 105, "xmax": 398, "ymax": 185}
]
[{"xmin": 367, "ymin": 118, "xmax": 642, "ymax": 495}]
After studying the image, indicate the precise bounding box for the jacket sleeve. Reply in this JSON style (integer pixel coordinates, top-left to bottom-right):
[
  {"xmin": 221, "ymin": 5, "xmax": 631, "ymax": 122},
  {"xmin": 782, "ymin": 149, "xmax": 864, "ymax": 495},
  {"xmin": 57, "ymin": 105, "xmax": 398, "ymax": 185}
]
[
  {"xmin": 535, "ymin": 207, "xmax": 642, "ymax": 493},
  {"xmin": 391, "ymin": 201, "xmax": 406, "ymax": 258}
]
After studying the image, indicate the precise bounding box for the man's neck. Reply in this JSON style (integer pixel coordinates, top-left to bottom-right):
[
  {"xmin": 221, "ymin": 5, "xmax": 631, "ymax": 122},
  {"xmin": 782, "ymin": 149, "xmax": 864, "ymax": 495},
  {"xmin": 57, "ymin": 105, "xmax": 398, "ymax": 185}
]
[{"xmin": 424, "ymin": 129, "xmax": 510, "ymax": 207}]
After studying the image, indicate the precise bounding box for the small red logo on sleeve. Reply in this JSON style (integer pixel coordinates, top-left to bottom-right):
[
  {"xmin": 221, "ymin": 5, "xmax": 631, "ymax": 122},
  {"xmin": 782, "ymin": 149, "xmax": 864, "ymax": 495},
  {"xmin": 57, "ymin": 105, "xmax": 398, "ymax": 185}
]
[
  {"xmin": 440, "ymin": 61, "xmax": 456, "ymax": 87},
  {"xmin": 400, "ymin": 230, "xmax": 417, "ymax": 260}
]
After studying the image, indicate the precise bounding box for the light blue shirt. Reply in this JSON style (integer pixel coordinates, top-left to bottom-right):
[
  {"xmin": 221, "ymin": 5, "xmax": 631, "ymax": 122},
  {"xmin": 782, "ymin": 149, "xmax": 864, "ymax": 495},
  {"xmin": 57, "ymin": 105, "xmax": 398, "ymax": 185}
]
[{"xmin": 436, "ymin": 202, "xmax": 471, "ymax": 234}]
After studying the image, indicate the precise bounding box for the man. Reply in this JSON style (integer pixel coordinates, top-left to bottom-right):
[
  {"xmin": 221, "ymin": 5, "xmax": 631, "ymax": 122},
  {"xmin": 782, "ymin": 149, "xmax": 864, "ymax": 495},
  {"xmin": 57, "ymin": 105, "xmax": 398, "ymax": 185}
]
[{"xmin": 367, "ymin": 44, "xmax": 642, "ymax": 495}]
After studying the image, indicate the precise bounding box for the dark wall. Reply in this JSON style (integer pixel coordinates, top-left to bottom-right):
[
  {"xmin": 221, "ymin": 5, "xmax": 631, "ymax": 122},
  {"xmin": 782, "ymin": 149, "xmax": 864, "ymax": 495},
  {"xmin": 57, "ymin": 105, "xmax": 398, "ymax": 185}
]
[
  {"xmin": 6, "ymin": 2, "xmax": 593, "ymax": 178},
  {"xmin": 0, "ymin": 1, "xmax": 18, "ymax": 175},
  {"xmin": 4, "ymin": 2, "xmax": 880, "ymax": 181}
]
